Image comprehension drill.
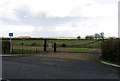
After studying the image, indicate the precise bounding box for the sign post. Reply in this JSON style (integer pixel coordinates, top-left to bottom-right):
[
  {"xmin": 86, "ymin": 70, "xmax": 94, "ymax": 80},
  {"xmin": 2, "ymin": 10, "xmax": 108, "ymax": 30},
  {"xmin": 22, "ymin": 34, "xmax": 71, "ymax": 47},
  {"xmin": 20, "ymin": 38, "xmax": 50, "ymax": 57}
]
[{"xmin": 9, "ymin": 33, "xmax": 13, "ymax": 53}]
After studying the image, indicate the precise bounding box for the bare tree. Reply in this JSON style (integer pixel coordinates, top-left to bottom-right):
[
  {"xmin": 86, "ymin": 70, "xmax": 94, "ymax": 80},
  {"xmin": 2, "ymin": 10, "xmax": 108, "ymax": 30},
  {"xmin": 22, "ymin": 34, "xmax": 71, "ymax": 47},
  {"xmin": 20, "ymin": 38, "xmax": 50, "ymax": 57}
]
[
  {"xmin": 100, "ymin": 32, "xmax": 104, "ymax": 39},
  {"xmin": 94, "ymin": 33, "xmax": 100, "ymax": 39},
  {"xmin": 77, "ymin": 36, "xmax": 81, "ymax": 39},
  {"xmin": 85, "ymin": 35, "xmax": 94, "ymax": 39}
]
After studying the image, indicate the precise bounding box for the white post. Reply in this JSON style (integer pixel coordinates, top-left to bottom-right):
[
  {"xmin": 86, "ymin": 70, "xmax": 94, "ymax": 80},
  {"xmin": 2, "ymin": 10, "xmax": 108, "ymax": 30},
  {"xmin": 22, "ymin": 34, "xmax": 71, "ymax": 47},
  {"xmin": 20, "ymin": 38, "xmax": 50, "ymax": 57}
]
[
  {"xmin": 9, "ymin": 33, "xmax": 13, "ymax": 53},
  {"xmin": 10, "ymin": 36, "xmax": 12, "ymax": 53}
]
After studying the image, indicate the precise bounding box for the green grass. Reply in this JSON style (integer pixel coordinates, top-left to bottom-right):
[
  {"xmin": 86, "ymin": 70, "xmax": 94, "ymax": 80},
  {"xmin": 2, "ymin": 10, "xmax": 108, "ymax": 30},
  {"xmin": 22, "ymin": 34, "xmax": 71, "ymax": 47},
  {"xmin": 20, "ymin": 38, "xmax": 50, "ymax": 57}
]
[
  {"xmin": 68, "ymin": 48, "xmax": 89, "ymax": 51},
  {"xmin": 48, "ymin": 39, "xmax": 95, "ymax": 45},
  {"xmin": 12, "ymin": 39, "xmax": 101, "ymax": 48},
  {"xmin": 12, "ymin": 40, "xmax": 44, "ymax": 46},
  {"xmin": 12, "ymin": 49, "xmax": 44, "ymax": 54}
]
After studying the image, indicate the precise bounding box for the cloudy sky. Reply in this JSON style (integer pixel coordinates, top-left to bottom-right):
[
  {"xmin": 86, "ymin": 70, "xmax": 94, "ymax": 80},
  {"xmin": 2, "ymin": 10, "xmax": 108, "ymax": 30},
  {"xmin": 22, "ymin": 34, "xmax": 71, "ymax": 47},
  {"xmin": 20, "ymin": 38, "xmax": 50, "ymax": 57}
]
[{"xmin": 0, "ymin": 0, "xmax": 119, "ymax": 37}]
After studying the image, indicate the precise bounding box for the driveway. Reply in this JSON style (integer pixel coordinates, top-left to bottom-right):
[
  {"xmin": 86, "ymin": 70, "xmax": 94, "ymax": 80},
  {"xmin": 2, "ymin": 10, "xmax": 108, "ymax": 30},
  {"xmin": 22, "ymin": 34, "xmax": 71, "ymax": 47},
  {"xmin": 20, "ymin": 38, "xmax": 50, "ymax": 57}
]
[{"xmin": 2, "ymin": 53, "xmax": 119, "ymax": 80}]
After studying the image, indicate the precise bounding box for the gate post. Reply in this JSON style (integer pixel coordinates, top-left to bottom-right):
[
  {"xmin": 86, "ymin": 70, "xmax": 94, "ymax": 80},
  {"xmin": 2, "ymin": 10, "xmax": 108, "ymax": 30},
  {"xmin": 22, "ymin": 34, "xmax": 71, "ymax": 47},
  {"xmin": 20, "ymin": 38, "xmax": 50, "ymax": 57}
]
[
  {"xmin": 44, "ymin": 39, "xmax": 47, "ymax": 51},
  {"xmin": 54, "ymin": 43, "xmax": 56, "ymax": 52}
]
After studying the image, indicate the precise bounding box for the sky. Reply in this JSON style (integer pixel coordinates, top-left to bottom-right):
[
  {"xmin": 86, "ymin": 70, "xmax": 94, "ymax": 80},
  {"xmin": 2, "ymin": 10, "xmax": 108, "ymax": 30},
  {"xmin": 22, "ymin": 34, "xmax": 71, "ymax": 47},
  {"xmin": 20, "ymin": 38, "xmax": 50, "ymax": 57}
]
[{"xmin": 0, "ymin": 0, "xmax": 119, "ymax": 38}]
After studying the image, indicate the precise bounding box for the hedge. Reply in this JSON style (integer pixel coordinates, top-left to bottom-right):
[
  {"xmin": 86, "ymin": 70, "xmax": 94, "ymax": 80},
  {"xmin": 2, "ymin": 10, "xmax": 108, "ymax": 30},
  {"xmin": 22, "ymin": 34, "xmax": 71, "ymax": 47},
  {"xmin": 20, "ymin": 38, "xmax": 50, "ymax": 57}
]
[
  {"xmin": 2, "ymin": 41, "xmax": 10, "ymax": 54},
  {"xmin": 101, "ymin": 39, "xmax": 120, "ymax": 64}
]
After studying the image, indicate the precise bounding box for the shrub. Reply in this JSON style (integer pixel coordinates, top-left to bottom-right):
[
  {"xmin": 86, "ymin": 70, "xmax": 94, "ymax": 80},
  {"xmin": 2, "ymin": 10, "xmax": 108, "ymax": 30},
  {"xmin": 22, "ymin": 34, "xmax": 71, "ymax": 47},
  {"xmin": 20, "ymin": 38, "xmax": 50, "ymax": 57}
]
[
  {"xmin": 61, "ymin": 43, "xmax": 67, "ymax": 47},
  {"xmin": 31, "ymin": 42, "xmax": 37, "ymax": 46},
  {"xmin": 101, "ymin": 39, "xmax": 120, "ymax": 64},
  {"xmin": 2, "ymin": 41, "xmax": 10, "ymax": 54}
]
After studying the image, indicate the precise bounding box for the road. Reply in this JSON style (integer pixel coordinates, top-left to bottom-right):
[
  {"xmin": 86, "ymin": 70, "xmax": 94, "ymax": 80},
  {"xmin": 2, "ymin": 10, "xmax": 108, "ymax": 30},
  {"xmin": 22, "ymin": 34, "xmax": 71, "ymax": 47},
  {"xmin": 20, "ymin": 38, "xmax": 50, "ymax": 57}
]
[{"xmin": 2, "ymin": 55, "xmax": 119, "ymax": 80}]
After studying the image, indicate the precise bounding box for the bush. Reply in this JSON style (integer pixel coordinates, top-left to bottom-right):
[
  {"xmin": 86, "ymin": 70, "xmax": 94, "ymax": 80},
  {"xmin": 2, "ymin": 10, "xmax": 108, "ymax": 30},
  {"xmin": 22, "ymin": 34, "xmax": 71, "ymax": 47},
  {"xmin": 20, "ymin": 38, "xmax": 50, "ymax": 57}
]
[
  {"xmin": 2, "ymin": 41, "xmax": 10, "ymax": 54},
  {"xmin": 101, "ymin": 39, "xmax": 120, "ymax": 64},
  {"xmin": 61, "ymin": 43, "xmax": 67, "ymax": 47},
  {"xmin": 31, "ymin": 42, "xmax": 37, "ymax": 46}
]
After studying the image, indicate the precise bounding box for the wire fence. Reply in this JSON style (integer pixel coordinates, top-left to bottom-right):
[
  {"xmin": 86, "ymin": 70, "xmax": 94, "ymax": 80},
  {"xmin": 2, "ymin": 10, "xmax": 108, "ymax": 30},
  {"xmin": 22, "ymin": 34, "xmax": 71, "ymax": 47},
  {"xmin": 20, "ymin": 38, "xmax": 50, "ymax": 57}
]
[
  {"xmin": 12, "ymin": 44, "xmax": 44, "ymax": 54},
  {"xmin": 55, "ymin": 39, "xmax": 102, "ymax": 53},
  {"xmin": 11, "ymin": 39, "xmax": 102, "ymax": 54}
]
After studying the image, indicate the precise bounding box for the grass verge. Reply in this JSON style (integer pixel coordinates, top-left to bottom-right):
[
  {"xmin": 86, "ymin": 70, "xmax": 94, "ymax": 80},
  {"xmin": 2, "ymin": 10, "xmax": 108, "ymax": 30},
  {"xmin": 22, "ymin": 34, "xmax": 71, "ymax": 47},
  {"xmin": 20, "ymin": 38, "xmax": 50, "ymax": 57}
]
[
  {"xmin": 101, "ymin": 60, "xmax": 120, "ymax": 66},
  {"xmin": 11, "ymin": 49, "xmax": 45, "ymax": 54},
  {"xmin": 68, "ymin": 48, "xmax": 89, "ymax": 51}
]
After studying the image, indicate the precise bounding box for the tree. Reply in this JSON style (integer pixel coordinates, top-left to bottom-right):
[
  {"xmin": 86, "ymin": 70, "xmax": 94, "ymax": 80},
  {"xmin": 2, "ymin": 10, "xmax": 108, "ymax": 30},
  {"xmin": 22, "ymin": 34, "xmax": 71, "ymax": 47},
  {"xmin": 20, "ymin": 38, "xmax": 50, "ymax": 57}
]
[
  {"xmin": 100, "ymin": 32, "xmax": 105, "ymax": 39},
  {"xmin": 85, "ymin": 35, "xmax": 89, "ymax": 39},
  {"xmin": 94, "ymin": 33, "xmax": 100, "ymax": 39},
  {"xmin": 90, "ymin": 35, "xmax": 94, "ymax": 39},
  {"xmin": 77, "ymin": 36, "xmax": 81, "ymax": 39},
  {"xmin": 85, "ymin": 35, "xmax": 94, "ymax": 39}
]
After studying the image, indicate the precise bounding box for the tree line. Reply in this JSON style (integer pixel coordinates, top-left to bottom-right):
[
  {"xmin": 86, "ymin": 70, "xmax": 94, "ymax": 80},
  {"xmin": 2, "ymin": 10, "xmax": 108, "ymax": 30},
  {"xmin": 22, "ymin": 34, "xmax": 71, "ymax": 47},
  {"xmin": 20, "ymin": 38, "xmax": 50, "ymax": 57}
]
[{"xmin": 77, "ymin": 32, "xmax": 104, "ymax": 40}]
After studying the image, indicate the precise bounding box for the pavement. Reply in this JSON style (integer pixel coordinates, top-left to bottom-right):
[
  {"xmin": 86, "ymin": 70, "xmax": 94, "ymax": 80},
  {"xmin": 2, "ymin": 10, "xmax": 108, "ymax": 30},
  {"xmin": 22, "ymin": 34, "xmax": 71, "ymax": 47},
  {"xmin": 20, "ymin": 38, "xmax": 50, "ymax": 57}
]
[{"xmin": 2, "ymin": 55, "xmax": 120, "ymax": 80}]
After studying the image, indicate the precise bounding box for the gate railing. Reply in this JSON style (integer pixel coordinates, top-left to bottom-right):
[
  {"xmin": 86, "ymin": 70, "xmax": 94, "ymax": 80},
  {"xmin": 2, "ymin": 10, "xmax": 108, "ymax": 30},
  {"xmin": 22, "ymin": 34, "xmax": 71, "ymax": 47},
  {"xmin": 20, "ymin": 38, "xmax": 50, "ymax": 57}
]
[{"xmin": 11, "ymin": 39, "xmax": 102, "ymax": 54}]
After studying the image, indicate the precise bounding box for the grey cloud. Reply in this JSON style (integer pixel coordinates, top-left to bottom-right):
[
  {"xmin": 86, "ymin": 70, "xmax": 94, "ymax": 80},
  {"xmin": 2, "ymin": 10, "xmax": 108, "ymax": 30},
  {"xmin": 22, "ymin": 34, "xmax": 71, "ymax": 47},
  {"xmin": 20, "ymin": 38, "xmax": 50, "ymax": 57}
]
[{"xmin": 0, "ymin": 6, "xmax": 87, "ymax": 27}]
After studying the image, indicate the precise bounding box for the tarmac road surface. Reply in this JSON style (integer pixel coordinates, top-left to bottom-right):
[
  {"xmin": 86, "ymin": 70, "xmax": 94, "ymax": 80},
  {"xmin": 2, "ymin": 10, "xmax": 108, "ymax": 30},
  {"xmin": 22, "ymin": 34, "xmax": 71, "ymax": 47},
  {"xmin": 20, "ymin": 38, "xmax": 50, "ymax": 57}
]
[{"xmin": 2, "ymin": 55, "xmax": 119, "ymax": 80}]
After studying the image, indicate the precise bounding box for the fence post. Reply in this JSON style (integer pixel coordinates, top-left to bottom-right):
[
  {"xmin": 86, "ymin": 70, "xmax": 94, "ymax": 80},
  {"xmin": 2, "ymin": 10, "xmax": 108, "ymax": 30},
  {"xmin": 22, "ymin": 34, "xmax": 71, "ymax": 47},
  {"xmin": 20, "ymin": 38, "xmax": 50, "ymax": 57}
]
[
  {"xmin": 54, "ymin": 43, "xmax": 56, "ymax": 52},
  {"xmin": 44, "ymin": 39, "xmax": 47, "ymax": 51},
  {"xmin": 21, "ymin": 43, "xmax": 24, "ymax": 54}
]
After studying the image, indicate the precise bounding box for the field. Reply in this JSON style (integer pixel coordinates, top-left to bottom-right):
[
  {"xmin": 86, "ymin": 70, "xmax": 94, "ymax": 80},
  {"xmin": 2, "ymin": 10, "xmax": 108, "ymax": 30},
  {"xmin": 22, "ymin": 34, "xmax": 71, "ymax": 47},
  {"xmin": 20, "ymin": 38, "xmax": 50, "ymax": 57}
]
[
  {"xmin": 2, "ymin": 39, "xmax": 102, "ymax": 54},
  {"xmin": 11, "ymin": 39, "xmax": 101, "ymax": 48}
]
